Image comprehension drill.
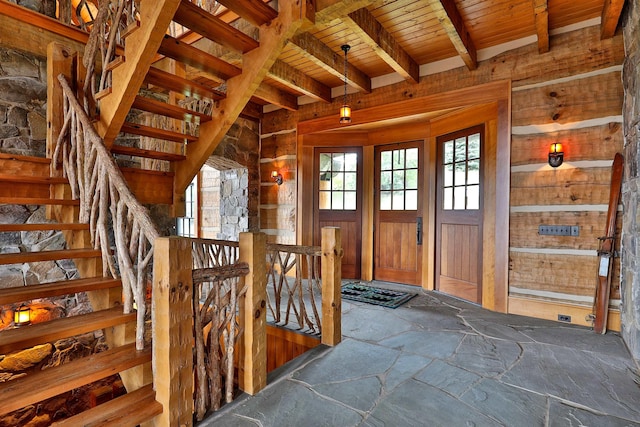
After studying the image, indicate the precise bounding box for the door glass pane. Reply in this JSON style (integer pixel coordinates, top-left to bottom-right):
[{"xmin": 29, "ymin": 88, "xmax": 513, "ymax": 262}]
[
  {"xmin": 444, "ymin": 164, "xmax": 453, "ymax": 187},
  {"xmin": 392, "ymin": 191, "xmax": 404, "ymax": 210},
  {"xmin": 467, "ymin": 185, "xmax": 480, "ymax": 209},
  {"xmin": 393, "ymin": 170, "xmax": 405, "ymax": 189},
  {"xmin": 443, "ymin": 188, "xmax": 453, "ymax": 210},
  {"xmin": 318, "ymin": 151, "xmax": 359, "ymax": 211},
  {"xmin": 454, "ymin": 137, "xmax": 466, "ymax": 162},
  {"xmin": 454, "ymin": 186, "xmax": 466, "ymax": 210},
  {"xmin": 468, "ymin": 134, "xmax": 480, "ymax": 159},
  {"xmin": 406, "ymin": 148, "xmax": 418, "ymax": 168},
  {"xmin": 380, "ymin": 191, "xmax": 392, "ymax": 210},
  {"xmin": 344, "ymin": 191, "xmax": 357, "ymax": 210},
  {"xmin": 444, "ymin": 141, "xmax": 454, "ymax": 163},
  {"xmin": 406, "ymin": 169, "xmax": 418, "ymax": 189},
  {"xmin": 467, "ymin": 159, "xmax": 480, "ymax": 184},
  {"xmin": 381, "ymin": 151, "xmax": 392, "ymax": 170},
  {"xmin": 345, "ymin": 153, "xmax": 357, "ymax": 171},
  {"xmin": 393, "ymin": 150, "xmax": 404, "ymax": 169},
  {"xmin": 380, "ymin": 171, "xmax": 392, "ymax": 190},
  {"xmin": 406, "ymin": 190, "xmax": 418, "ymax": 210}
]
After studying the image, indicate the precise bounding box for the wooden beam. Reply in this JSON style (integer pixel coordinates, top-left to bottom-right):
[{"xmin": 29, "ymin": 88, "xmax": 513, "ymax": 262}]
[
  {"xmin": 346, "ymin": 7, "xmax": 420, "ymax": 83},
  {"xmin": 321, "ymin": 227, "xmax": 342, "ymax": 346},
  {"xmin": 532, "ymin": 0, "xmax": 549, "ymax": 53},
  {"xmin": 314, "ymin": 0, "xmax": 376, "ymax": 23},
  {"xmin": 269, "ymin": 60, "xmax": 332, "ymax": 103},
  {"xmin": 158, "ymin": 35, "xmax": 242, "ymax": 81},
  {"xmin": 173, "ymin": 0, "xmax": 259, "ymax": 53},
  {"xmin": 174, "ymin": 0, "xmax": 313, "ymax": 192},
  {"xmin": 215, "ymin": 0, "xmax": 278, "ymax": 27},
  {"xmin": 289, "ymin": 33, "xmax": 372, "ymax": 93},
  {"xmin": 600, "ymin": 0, "xmax": 625, "ymax": 39},
  {"xmin": 253, "ymin": 83, "xmax": 299, "ymax": 111},
  {"xmin": 427, "ymin": 0, "xmax": 478, "ymax": 70},
  {"xmin": 145, "ymin": 67, "xmax": 226, "ymax": 100},
  {"xmin": 96, "ymin": 0, "xmax": 182, "ymax": 146}
]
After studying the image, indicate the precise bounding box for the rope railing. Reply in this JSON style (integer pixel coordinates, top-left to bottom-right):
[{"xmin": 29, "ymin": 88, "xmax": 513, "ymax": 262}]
[{"xmin": 54, "ymin": 74, "xmax": 160, "ymax": 350}]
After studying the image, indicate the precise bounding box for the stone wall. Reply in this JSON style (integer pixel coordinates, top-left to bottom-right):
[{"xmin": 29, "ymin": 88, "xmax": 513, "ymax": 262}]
[{"xmin": 621, "ymin": 0, "xmax": 640, "ymax": 360}]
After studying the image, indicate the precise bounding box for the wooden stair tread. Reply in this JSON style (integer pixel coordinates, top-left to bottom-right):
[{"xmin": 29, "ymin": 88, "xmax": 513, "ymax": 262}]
[
  {"xmin": 0, "ymin": 343, "xmax": 151, "ymax": 416},
  {"xmin": 0, "ymin": 153, "xmax": 50, "ymax": 164},
  {"xmin": 51, "ymin": 384, "xmax": 161, "ymax": 427},
  {"xmin": 132, "ymin": 94, "xmax": 211, "ymax": 123},
  {"xmin": 174, "ymin": 0, "xmax": 259, "ymax": 53},
  {"xmin": 145, "ymin": 67, "xmax": 225, "ymax": 101},
  {"xmin": 0, "ymin": 223, "xmax": 89, "ymax": 232},
  {"xmin": 216, "ymin": 0, "xmax": 277, "ymax": 27},
  {"xmin": 111, "ymin": 145, "xmax": 187, "ymax": 162},
  {"xmin": 0, "ymin": 197, "xmax": 79, "ymax": 206},
  {"xmin": 0, "ymin": 248, "xmax": 102, "ymax": 265},
  {"xmin": 0, "ymin": 277, "xmax": 121, "ymax": 305},
  {"xmin": 0, "ymin": 173, "xmax": 67, "ymax": 184},
  {"xmin": 159, "ymin": 35, "xmax": 241, "ymax": 82},
  {"xmin": 0, "ymin": 306, "xmax": 135, "ymax": 355},
  {"xmin": 121, "ymin": 122, "xmax": 198, "ymax": 143}
]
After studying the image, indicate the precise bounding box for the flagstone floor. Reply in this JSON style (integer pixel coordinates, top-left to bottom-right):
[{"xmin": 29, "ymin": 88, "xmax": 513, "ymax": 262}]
[{"xmin": 200, "ymin": 283, "xmax": 640, "ymax": 427}]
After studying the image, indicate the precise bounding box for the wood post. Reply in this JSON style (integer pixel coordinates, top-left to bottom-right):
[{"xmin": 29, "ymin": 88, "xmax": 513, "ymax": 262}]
[
  {"xmin": 238, "ymin": 232, "xmax": 267, "ymax": 395},
  {"xmin": 152, "ymin": 237, "xmax": 194, "ymax": 427},
  {"xmin": 321, "ymin": 226, "xmax": 342, "ymax": 346}
]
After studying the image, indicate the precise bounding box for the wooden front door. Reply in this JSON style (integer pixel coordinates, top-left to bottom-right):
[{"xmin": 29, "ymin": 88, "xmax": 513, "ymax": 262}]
[
  {"xmin": 374, "ymin": 142, "xmax": 423, "ymax": 285},
  {"xmin": 435, "ymin": 125, "xmax": 484, "ymax": 303},
  {"xmin": 314, "ymin": 148, "xmax": 362, "ymax": 279}
]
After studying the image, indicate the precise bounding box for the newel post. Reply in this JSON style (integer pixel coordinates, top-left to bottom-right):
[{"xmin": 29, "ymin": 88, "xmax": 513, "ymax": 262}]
[
  {"xmin": 152, "ymin": 237, "xmax": 194, "ymax": 427},
  {"xmin": 238, "ymin": 232, "xmax": 267, "ymax": 395},
  {"xmin": 321, "ymin": 226, "xmax": 342, "ymax": 346}
]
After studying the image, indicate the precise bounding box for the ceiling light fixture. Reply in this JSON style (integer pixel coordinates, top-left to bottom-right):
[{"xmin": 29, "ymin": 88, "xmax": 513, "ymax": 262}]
[{"xmin": 339, "ymin": 44, "xmax": 351, "ymax": 124}]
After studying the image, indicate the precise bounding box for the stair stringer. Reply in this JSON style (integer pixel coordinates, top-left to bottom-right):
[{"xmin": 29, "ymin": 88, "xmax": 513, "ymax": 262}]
[{"xmin": 173, "ymin": 0, "xmax": 316, "ymax": 196}]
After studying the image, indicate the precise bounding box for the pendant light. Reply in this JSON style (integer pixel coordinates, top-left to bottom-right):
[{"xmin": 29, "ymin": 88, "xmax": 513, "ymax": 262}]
[{"xmin": 339, "ymin": 44, "xmax": 351, "ymax": 124}]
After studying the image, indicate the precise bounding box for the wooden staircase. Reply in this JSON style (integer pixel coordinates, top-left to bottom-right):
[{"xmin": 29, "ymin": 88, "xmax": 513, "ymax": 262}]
[{"xmin": 0, "ymin": 0, "xmax": 313, "ymax": 424}]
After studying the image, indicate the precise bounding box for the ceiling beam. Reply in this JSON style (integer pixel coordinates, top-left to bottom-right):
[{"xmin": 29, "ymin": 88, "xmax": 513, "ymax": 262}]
[
  {"xmin": 532, "ymin": 0, "xmax": 549, "ymax": 53},
  {"xmin": 289, "ymin": 33, "xmax": 372, "ymax": 93},
  {"xmin": 253, "ymin": 83, "xmax": 299, "ymax": 111},
  {"xmin": 427, "ymin": 0, "xmax": 478, "ymax": 70},
  {"xmin": 345, "ymin": 7, "xmax": 419, "ymax": 83},
  {"xmin": 268, "ymin": 60, "xmax": 332, "ymax": 103},
  {"xmin": 600, "ymin": 0, "xmax": 625, "ymax": 39},
  {"xmin": 315, "ymin": 0, "xmax": 376, "ymax": 23},
  {"xmin": 215, "ymin": 0, "xmax": 278, "ymax": 27}
]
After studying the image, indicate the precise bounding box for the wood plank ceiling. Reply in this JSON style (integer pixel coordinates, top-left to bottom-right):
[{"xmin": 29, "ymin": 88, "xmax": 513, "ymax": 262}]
[{"xmin": 153, "ymin": 0, "xmax": 624, "ymax": 113}]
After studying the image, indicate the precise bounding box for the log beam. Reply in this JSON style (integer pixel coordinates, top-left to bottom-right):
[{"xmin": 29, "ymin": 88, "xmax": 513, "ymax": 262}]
[
  {"xmin": 600, "ymin": 0, "xmax": 625, "ymax": 39},
  {"xmin": 289, "ymin": 33, "xmax": 372, "ymax": 94},
  {"xmin": 346, "ymin": 7, "xmax": 420, "ymax": 83},
  {"xmin": 321, "ymin": 227, "xmax": 342, "ymax": 346},
  {"xmin": 427, "ymin": 0, "xmax": 478, "ymax": 70},
  {"xmin": 269, "ymin": 60, "xmax": 332, "ymax": 103},
  {"xmin": 532, "ymin": 0, "xmax": 549, "ymax": 53}
]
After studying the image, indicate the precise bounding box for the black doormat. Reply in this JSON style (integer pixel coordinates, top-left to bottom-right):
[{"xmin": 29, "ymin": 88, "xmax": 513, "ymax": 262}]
[{"xmin": 341, "ymin": 282, "xmax": 416, "ymax": 309}]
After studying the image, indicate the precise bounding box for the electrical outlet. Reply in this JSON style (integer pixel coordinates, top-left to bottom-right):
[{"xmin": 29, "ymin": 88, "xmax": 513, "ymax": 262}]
[
  {"xmin": 558, "ymin": 314, "xmax": 571, "ymax": 322},
  {"xmin": 571, "ymin": 226, "xmax": 579, "ymax": 236}
]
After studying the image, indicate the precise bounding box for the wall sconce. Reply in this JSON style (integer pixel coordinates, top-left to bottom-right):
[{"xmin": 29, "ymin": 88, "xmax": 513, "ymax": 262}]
[
  {"xmin": 271, "ymin": 170, "xmax": 283, "ymax": 185},
  {"xmin": 549, "ymin": 143, "xmax": 564, "ymax": 167},
  {"xmin": 14, "ymin": 304, "xmax": 31, "ymax": 327}
]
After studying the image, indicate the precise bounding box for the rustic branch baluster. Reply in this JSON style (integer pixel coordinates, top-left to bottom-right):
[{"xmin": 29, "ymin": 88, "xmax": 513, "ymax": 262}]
[{"xmin": 54, "ymin": 74, "xmax": 160, "ymax": 350}]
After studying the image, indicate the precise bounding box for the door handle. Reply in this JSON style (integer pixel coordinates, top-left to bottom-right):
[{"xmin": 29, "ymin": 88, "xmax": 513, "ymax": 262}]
[{"xmin": 416, "ymin": 217, "xmax": 423, "ymax": 245}]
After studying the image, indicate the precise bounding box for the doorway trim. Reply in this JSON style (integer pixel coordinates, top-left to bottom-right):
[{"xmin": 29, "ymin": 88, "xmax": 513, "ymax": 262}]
[{"xmin": 297, "ymin": 80, "xmax": 511, "ymax": 313}]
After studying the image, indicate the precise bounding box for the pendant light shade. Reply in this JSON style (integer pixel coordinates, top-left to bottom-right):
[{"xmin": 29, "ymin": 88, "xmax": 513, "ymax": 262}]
[{"xmin": 340, "ymin": 44, "xmax": 351, "ymax": 124}]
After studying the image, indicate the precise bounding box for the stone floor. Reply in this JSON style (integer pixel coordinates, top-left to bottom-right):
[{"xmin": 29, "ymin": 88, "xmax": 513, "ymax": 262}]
[{"xmin": 200, "ymin": 283, "xmax": 640, "ymax": 426}]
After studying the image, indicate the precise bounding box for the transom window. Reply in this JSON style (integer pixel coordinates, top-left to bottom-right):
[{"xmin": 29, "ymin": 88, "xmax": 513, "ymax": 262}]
[
  {"xmin": 379, "ymin": 148, "xmax": 419, "ymax": 211},
  {"xmin": 319, "ymin": 152, "xmax": 358, "ymax": 210},
  {"xmin": 442, "ymin": 132, "xmax": 481, "ymax": 210}
]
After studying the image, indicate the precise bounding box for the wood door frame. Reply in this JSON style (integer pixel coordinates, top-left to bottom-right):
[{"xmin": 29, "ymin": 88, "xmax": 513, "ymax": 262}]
[{"xmin": 297, "ymin": 80, "xmax": 511, "ymax": 313}]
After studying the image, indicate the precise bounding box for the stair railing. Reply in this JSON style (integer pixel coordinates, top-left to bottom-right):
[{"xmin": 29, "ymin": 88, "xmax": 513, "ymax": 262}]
[{"xmin": 54, "ymin": 74, "xmax": 160, "ymax": 350}]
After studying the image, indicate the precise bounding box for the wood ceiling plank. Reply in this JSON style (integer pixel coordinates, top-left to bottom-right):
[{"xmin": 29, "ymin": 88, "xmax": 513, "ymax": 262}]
[
  {"xmin": 290, "ymin": 33, "xmax": 372, "ymax": 93},
  {"xmin": 215, "ymin": 0, "xmax": 278, "ymax": 27},
  {"xmin": 269, "ymin": 60, "xmax": 332, "ymax": 103},
  {"xmin": 600, "ymin": 0, "xmax": 625, "ymax": 39},
  {"xmin": 158, "ymin": 35, "xmax": 241, "ymax": 81},
  {"xmin": 173, "ymin": 0, "xmax": 259, "ymax": 53},
  {"xmin": 346, "ymin": 7, "xmax": 420, "ymax": 83},
  {"xmin": 532, "ymin": 0, "xmax": 549, "ymax": 53},
  {"xmin": 427, "ymin": 0, "xmax": 478, "ymax": 70}
]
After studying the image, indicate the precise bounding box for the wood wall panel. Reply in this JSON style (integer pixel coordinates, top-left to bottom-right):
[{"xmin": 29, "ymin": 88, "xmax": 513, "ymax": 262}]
[
  {"xmin": 266, "ymin": 325, "xmax": 320, "ymax": 373},
  {"xmin": 510, "ymin": 168, "xmax": 613, "ymax": 206},
  {"xmin": 262, "ymin": 132, "xmax": 297, "ymax": 159},
  {"xmin": 511, "ymin": 123, "xmax": 622, "ymax": 165},
  {"xmin": 511, "ymin": 72, "xmax": 623, "ymax": 126}
]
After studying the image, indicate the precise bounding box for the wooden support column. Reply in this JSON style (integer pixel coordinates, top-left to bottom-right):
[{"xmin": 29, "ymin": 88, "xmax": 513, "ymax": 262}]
[
  {"xmin": 238, "ymin": 232, "xmax": 267, "ymax": 395},
  {"xmin": 152, "ymin": 237, "xmax": 194, "ymax": 427},
  {"xmin": 321, "ymin": 226, "xmax": 342, "ymax": 346}
]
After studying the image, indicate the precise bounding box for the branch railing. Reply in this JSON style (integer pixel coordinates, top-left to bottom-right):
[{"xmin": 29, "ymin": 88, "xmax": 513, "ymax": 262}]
[
  {"xmin": 152, "ymin": 228, "xmax": 342, "ymax": 422},
  {"xmin": 54, "ymin": 74, "xmax": 160, "ymax": 350}
]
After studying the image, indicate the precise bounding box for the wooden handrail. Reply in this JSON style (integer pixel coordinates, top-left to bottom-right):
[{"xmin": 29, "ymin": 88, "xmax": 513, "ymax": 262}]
[{"xmin": 55, "ymin": 74, "xmax": 160, "ymax": 350}]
